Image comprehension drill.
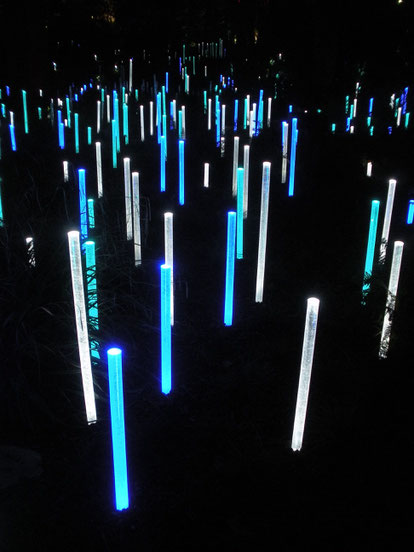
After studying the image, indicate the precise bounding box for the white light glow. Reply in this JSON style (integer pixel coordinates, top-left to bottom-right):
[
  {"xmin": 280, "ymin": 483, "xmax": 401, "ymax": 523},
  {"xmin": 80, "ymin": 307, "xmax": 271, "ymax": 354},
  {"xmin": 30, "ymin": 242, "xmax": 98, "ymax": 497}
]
[
  {"xmin": 140, "ymin": 105, "xmax": 145, "ymax": 141},
  {"xmin": 379, "ymin": 178, "xmax": 397, "ymax": 263},
  {"xmin": 232, "ymin": 136, "xmax": 239, "ymax": 197},
  {"xmin": 204, "ymin": 163, "xmax": 209, "ymax": 188},
  {"xmin": 63, "ymin": 161, "xmax": 69, "ymax": 183},
  {"xmin": 96, "ymin": 142, "xmax": 103, "ymax": 197},
  {"xmin": 367, "ymin": 161, "xmax": 372, "ymax": 177},
  {"xmin": 164, "ymin": 212, "xmax": 174, "ymax": 325},
  {"xmin": 123, "ymin": 158, "xmax": 132, "ymax": 240},
  {"xmin": 149, "ymin": 101, "xmax": 154, "ymax": 136},
  {"xmin": 255, "ymin": 162, "xmax": 271, "ymax": 302},
  {"xmin": 267, "ymin": 97, "xmax": 272, "ymax": 127},
  {"xmin": 26, "ymin": 237, "xmax": 35, "ymax": 267},
  {"xmin": 132, "ymin": 172, "xmax": 142, "ymax": 266}
]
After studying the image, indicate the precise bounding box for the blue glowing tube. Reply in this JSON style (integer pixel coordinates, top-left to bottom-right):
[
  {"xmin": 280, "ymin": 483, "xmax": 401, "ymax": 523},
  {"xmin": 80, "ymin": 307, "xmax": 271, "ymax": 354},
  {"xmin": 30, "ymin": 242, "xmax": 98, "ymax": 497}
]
[
  {"xmin": 107, "ymin": 347, "xmax": 129, "ymax": 511},
  {"xmin": 236, "ymin": 168, "xmax": 244, "ymax": 260},
  {"xmin": 160, "ymin": 265, "xmax": 172, "ymax": 394},
  {"xmin": 59, "ymin": 122, "xmax": 65, "ymax": 149},
  {"xmin": 369, "ymin": 97, "xmax": 374, "ymax": 115},
  {"xmin": 215, "ymin": 101, "xmax": 220, "ymax": 147},
  {"xmin": 204, "ymin": 91, "xmax": 207, "ymax": 114},
  {"xmin": 224, "ymin": 212, "xmax": 236, "ymax": 326},
  {"xmin": 157, "ymin": 93, "xmax": 162, "ymax": 144},
  {"xmin": 407, "ymin": 200, "xmax": 414, "ymax": 224},
  {"xmin": 162, "ymin": 85, "xmax": 166, "ymax": 117},
  {"xmin": 78, "ymin": 169, "xmax": 88, "ymax": 245},
  {"xmin": 234, "ymin": 99, "xmax": 238, "ymax": 131},
  {"xmin": 112, "ymin": 120, "xmax": 117, "ymax": 168},
  {"xmin": 244, "ymin": 98, "xmax": 248, "ymax": 129},
  {"xmin": 362, "ymin": 200, "xmax": 380, "ymax": 302},
  {"xmin": 57, "ymin": 109, "xmax": 62, "ymax": 128},
  {"xmin": 74, "ymin": 113, "xmax": 79, "ymax": 153},
  {"xmin": 162, "ymin": 114, "xmax": 167, "ymax": 156},
  {"xmin": 179, "ymin": 140, "xmax": 185, "ymax": 205},
  {"xmin": 257, "ymin": 89, "xmax": 264, "ymax": 131},
  {"xmin": 288, "ymin": 118, "xmax": 298, "ymax": 197},
  {"xmin": 22, "ymin": 90, "xmax": 29, "ymax": 134},
  {"xmin": 9, "ymin": 124, "xmax": 16, "ymax": 151},
  {"xmin": 166, "ymin": 72, "xmax": 169, "ymax": 94},
  {"xmin": 178, "ymin": 110, "xmax": 182, "ymax": 140},
  {"xmin": 160, "ymin": 135, "xmax": 166, "ymax": 192}
]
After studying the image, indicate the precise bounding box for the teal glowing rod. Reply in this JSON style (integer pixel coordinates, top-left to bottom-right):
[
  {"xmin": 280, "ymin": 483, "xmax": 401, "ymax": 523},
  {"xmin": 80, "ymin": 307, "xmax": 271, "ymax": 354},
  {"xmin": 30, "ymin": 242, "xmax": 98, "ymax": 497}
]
[
  {"xmin": 74, "ymin": 113, "xmax": 79, "ymax": 154},
  {"xmin": 22, "ymin": 90, "xmax": 29, "ymax": 134},
  {"xmin": 160, "ymin": 265, "xmax": 172, "ymax": 394},
  {"xmin": 362, "ymin": 200, "xmax": 380, "ymax": 303},
  {"xmin": 179, "ymin": 140, "xmax": 185, "ymax": 205},
  {"xmin": 224, "ymin": 212, "xmax": 237, "ymax": 326}
]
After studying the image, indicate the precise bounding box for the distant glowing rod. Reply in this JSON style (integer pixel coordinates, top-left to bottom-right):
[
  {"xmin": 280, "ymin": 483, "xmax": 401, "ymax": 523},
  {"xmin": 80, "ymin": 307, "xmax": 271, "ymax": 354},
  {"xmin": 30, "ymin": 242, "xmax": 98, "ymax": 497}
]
[
  {"xmin": 9, "ymin": 124, "xmax": 16, "ymax": 151},
  {"xmin": 203, "ymin": 163, "xmax": 209, "ymax": 188},
  {"xmin": 84, "ymin": 240, "xmax": 98, "ymax": 332},
  {"xmin": 397, "ymin": 107, "xmax": 402, "ymax": 127},
  {"xmin": 288, "ymin": 118, "xmax": 298, "ymax": 196},
  {"xmin": 172, "ymin": 100, "xmax": 177, "ymax": 129},
  {"xmin": 132, "ymin": 172, "xmax": 142, "ymax": 267},
  {"xmin": 232, "ymin": 136, "xmax": 239, "ymax": 197},
  {"xmin": 379, "ymin": 179, "xmax": 397, "ymax": 263},
  {"xmin": 106, "ymin": 94, "xmax": 111, "ymax": 123},
  {"xmin": 236, "ymin": 168, "xmax": 244, "ymax": 260},
  {"xmin": 96, "ymin": 142, "xmax": 103, "ymax": 197},
  {"xmin": 123, "ymin": 158, "xmax": 132, "ymax": 240},
  {"xmin": 58, "ymin": 122, "xmax": 65, "ymax": 149},
  {"xmin": 67, "ymin": 231, "xmax": 97, "ymax": 424},
  {"xmin": 234, "ymin": 99, "xmax": 238, "ymax": 131},
  {"xmin": 379, "ymin": 241, "xmax": 404, "ymax": 359},
  {"xmin": 160, "ymin": 265, "xmax": 172, "ymax": 394},
  {"xmin": 107, "ymin": 347, "xmax": 129, "ymax": 511},
  {"xmin": 407, "ymin": 200, "xmax": 414, "ymax": 224},
  {"xmin": 97, "ymin": 101, "xmax": 101, "ymax": 134},
  {"xmin": 22, "ymin": 90, "xmax": 29, "ymax": 134},
  {"xmin": 160, "ymin": 135, "xmax": 166, "ymax": 192},
  {"xmin": 179, "ymin": 140, "xmax": 185, "ymax": 205},
  {"xmin": 267, "ymin": 97, "xmax": 272, "ymax": 127},
  {"xmin": 26, "ymin": 237, "xmax": 35, "ymax": 267},
  {"xmin": 291, "ymin": 297, "xmax": 320, "ymax": 451},
  {"xmin": 74, "ymin": 113, "xmax": 79, "ymax": 154},
  {"xmin": 149, "ymin": 101, "xmax": 154, "ymax": 136},
  {"xmin": 221, "ymin": 104, "xmax": 226, "ymax": 134},
  {"xmin": 208, "ymin": 98, "xmax": 212, "ymax": 130},
  {"xmin": 78, "ymin": 169, "xmax": 88, "ymax": 245},
  {"xmin": 362, "ymin": 200, "xmax": 380, "ymax": 301},
  {"xmin": 87, "ymin": 199, "xmax": 95, "ymax": 229},
  {"xmin": 164, "ymin": 212, "xmax": 174, "ymax": 325},
  {"xmin": 281, "ymin": 121, "xmax": 289, "ymax": 183},
  {"xmin": 111, "ymin": 120, "xmax": 117, "ymax": 168},
  {"xmin": 181, "ymin": 105, "xmax": 186, "ymax": 140},
  {"xmin": 224, "ymin": 211, "xmax": 237, "ymax": 326},
  {"xmin": 367, "ymin": 161, "xmax": 372, "ymax": 177},
  {"xmin": 255, "ymin": 162, "xmax": 271, "ymax": 302},
  {"xmin": 243, "ymin": 145, "xmax": 250, "ymax": 219},
  {"xmin": 63, "ymin": 161, "xmax": 69, "ymax": 183},
  {"xmin": 140, "ymin": 105, "xmax": 145, "ymax": 141},
  {"xmin": 129, "ymin": 58, "xmax": 133, "ymax": 91}
]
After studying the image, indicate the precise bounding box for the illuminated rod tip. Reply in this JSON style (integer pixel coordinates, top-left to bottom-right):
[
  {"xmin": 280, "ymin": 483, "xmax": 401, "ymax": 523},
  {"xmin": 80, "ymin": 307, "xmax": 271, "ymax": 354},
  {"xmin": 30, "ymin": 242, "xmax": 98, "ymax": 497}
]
[
  {"xmin": 108, "ymin": 347, "xmax": 122, "ymax": 356},
  {"xmin": 67, "ymin": 230, "xmax": 80, "ymax": 238}
]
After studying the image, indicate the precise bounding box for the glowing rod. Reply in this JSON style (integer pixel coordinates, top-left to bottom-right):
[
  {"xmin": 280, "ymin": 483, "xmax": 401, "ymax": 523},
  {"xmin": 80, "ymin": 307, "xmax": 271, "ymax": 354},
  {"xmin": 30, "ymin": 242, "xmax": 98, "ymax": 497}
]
[
  {"xmin": 232, "ymin": 136, "xmax": 239, "ymax": 197},
  {"xmin": 179, "ymin": 140, "xmax": 185, "ymax": 205},
  {"xmin": 221, "ymin": 104, "xmax": 226, "ymax": 135},
  {"xmin": 243, "ymin": 145, "xmax": 250, "ymax": 219},
  {"xmin": 181, "ymin": 106, "xmax": 186, "ymax": 140},
  {"xmin": 288, "ymin": 118, "xmax": 298, "ymax": 196},
  {"xmin": 149, "ymin": 101, "xmax": 154, "ymax": 136},
  {"xmin": 160, "ymin": 135, "xmax": 166, "ymax": 192},
  {"xmin": 95, "ymin": 142, "xmax": 103, "ymax": 197},
  {"xmin": 106, "ymin": 94, "xmax": 111, "ymax": 123},
  {"xmin": 107, "ymin": 347, "xmax": 129, "ymax": 510},
  {"xmin": 157, "ymin": 93, "xmax": 162, "ymax": 144},
  {"xmin": 78, "ymin": 169, "xmax": 88, "ymax": 245},
  {"xmin": 234, "ymin": 99, "xmax": 238, "ymax": 131},
  {"xmin": 85, "ymin": 241, "xmax": 99, "ymax": 362},
  {"xmin": 140, "ymin": 105, "xmax": 145, "ymax": 141},
  {"xmin": 164, "ymin": 212, "xmax": 174, "ymax": 325},
  {"xmin": 255, "ymin": 162, "xmax": 271, "ymax": 302},
  {"xmin": 123, "ymin": 158, "xmax": 132, "ymax": 240},
  {"xmin": 379, "ymin": 179, "xmax": 397, "ymax": 263},
  {"xmin": 67, "ymin": 230, "xmax": 97, "ymax": 424},
  {"xmin": 9, "ymin": 124, "xmax": 16, "ymax": 151},
  {"xmin": 132, "ymin": 172, "xmax": 142, "ymax": 266},
  {"xmin": 97, "ymin": 101, "xmax": 101, "ymax": 134},
  {"xmin": 208, "ymin": 98, "xmax": 212, "ymax": 130},
  {"xmin": 236, "ymin": 168, "xmax": 244, "ymax": 260},
  {"xmin": 111, "ymin": 120, "xmax": 117, "ymax": 168},
  {"xmin": 258, "ymin": 89, "xmax": 264, "ymax": 131},
  {"xmin": 22, "ymin": 90, "xmax": 29, "ymax": 134},
  {"xmin": 362, "ymin": 200, "xmax": 380, "ymax": 302},
  {"xmin": 26, "ymin": 237, "xmax": 35, "ymax": 267},
  {"xmin": 160, "ymin": 264, "xmax": 172, "ymax": 394},
  {"xmin": 87, "ymin": 199, "xmax": 95, "ymax": 229},
  {"xmin": 379, "ymin": 241, "xmax": 404, "ymax": 359},
  {"xmin": 123, "ymin": 103, "xmax": 129, "ymax": 145},
  {"xmin": 63, "ymin": 161, "xmax": 69, "ymax": 184},
  {"xmin": 129, "ymin": 58, "xmax": 133, "ymax": 91},
  {"xmin": 281, "ymin": 121, "xmax": 288, "ymax": 183},
  {"xmin": 291, "ymin": 297, "xmax": 320, "ymax": 451},
  {"xmin": 224, "ymin": 211, "xmax": 237, "ymax": 326},
  {"xmin": 74, "ymin": 113, "xmax": 79, "ymax": 154},
  {"xmin": 204, "ymin": 163, "xmax": 209, "ymax": 188},
  {"xmin": 407, "ymin": 200, "xmax": 414, "ymax": 224},
  {"xmin": 367, "ymin": 162, "xmax": 372, "ymax": 177}
]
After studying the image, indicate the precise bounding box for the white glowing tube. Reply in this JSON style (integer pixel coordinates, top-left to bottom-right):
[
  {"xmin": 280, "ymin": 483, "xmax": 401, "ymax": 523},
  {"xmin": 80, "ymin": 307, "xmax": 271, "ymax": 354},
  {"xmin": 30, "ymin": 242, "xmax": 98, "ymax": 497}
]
[
  {"xmin": 208, "ymin": 98, "xmax": 212, "ymax": 130},
  {"xmin": 96, "ymin": 142, "xmax": 103, "ymax": 197},
  {"xmin": 255, "ymin": 162, "xmax": 271, "ymax": 302},
  {"xmin": 397, "ymin": 106, "xmax": 402, "ymax": 127},
  {"xmin": 221, "ymin": 104, "xmax": 226, "ymax": 134},
  {"xmin": 243, "ymin": 145, "xmax": 250, "ymax": 219},
  {"xmin": 252, "ymin": 103, "xmax": 257, "ymax": 135},
  {"xmin": 97, "ymin": 100, "xmax": 101, "ymax": 134},
  {"xmin": 129, "ymin": 58, "xmax": 133, "ymax": 91},
  {"xmin": 63, "ymin": 161, "xmax": 69, "ymax": 183},
  {"xmin": 367, "ymin": 161, "xmax": 372, "ymax": 177},
  {"xmin": 172, "ymin": 99, "xmax": 177, "ymax": 129},
  {"xmin": 282, "ymin": 122, "xmax": 289, "ymax": 184},
  {"xmin": 379, "ymin": 241, "xmax": 404, "ymax": 359},
  {"xmin": 140, "ymin": 105, "xmax": 145, "ymax": 141},
  {"xmin": 204, "ymin": 163, "xmax": 209, "ymax": 188},
  {"xmin": 232, "ymin": 136, "xmax": 239, "ymax": 197},
  {"xmin": 249, "ymin": 110, "xmax": 254, "ymax": 137},
  {"xmin": 132, "ymin": 172, "xmax": 141, "ymax": 266},
  {"xmin": 291, "ymin": 297, "xmax": 320, "ymax": 451},
  {"xmin": 353, "ymin": 98, "xmax": 357, "ymax": 118},
  {"xmin": 106, "ymin": 94, "xmax": 111, "ymax": 123},
  {"xmin": 67, "ymin": 230, "xmax": 97, "ymax": 424},
  {"xmin": 149, "ymin": 101, "xmax": 154, "ymax": 136},
  {"xmin": 26, "ymin": 237, "xmax": 35, "ymax": 267},
  {"xmin": 246, "ymin": 95, "xmax": 250, "ymax": 126},
  {"xmin": 181, "ymin": 105, "xmax": 186, "ymax": 140},
  {"xmin": 186, "ymin": 74, "xmax": 190, "ymax": 94},
  {"xmin": 164, "ymin": 212, "xmax": 174, "ymax": 325},
  {"xmin": 379, "ymin": 178, "xmax": 397, "ymax": 263},
  {"xmin": 123, "ymin": 158, "xmax": 132, "ymax": 240},
  {"xmin": 267, "ymin": 97, "xmax": 272, "ymax": 127}
]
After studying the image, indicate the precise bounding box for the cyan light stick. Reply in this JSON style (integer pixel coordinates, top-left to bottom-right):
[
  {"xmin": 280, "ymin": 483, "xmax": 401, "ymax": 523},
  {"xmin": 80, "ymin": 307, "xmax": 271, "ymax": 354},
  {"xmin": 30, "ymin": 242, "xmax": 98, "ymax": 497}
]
[
  {"xmin": 204, "ymin": 91, "xmax": 207, "ymax": 114},
  {"xmin": 379, "ymin": 241, "xmax": 404, "ymax": 359},
  {"xmin": 85, "ymin": 240, "xmax": 99, "ymax": 361},
  {"xmin": 255, "ymin": 162, "xmax": 271, "ymax": 302},
  {"xmin": 407, "ymin": 199, "xmax": 414, "ymax": 224},
  {"xmin": 379, "ymin": 179, "xmax": 397, "ymax": 263},
  {"xmin": 236, "ymin": 168, "xmax": 244, "ymax": 260},
  {"xmin": 132, "ymin": 172, "xmax": 142, "ymax": 266},
  {"xmin": 107, "ymin": 347, "xmax": 129, "ymax": 511},
  {"xmin": 157, "ymin": 93, "xmax": 162, "ymax": 144},
  {"xmin": 78, "ymin": 169, "xmax": 88, "ymax": 245},
  {"xmin": 22, "ymin": 90, "xmax": 29, "ymax": 133},
  {"xmin": 362, "ymin": 200, "xmax": 380, "ymax": 302},
  {"xmin": 74, "ymin": 113, "xmax": 79, "ymax": 153},
  {"xmin": 232, "ymin": 136, "xmax": 239, "ymax": 197},
  {"xmin": 164, "ymin": 212, "xmax": 174, "ymax": 325},
  {"xmin": 111, "ymin": 120, "xmax": 117, "ymax": 168},
  {"xmin": 179, "ymin": 140, "xmax": 185, "ymax": 205},
  {"xmin": 291, "ymin": 298, "xmax": 320, "ymax": 451},
  {"xmin": 224, "ymin": 211, "xmax": 237, "ymax": 326},
  {"xmin": 288, "ymin": 118, "xmax": 298, "ymax": 196},
  {"xmin": 160, "ymin": 264, "xmax": 172, "ymax": 394},
  {"xmin": 123, "ymin": 158, "xmax": 132, "ymax": 240},
  {"xmin": 123, "ymin": 103, "xmax": 129, "ymax": 145},
  {"xmin": 87, "ymin": 127, "xmax": 92, "ymax": 145},
  {"xmin": 9, "ymin": 124, "xmax": 16, "ymax": 151},
  {"xmin": 66, "ymin": 96, "xmax": 71, "ymax": 128},
  {"xmin": 67, "ymin": 230, "xmax": 97, "ymax": 424}
]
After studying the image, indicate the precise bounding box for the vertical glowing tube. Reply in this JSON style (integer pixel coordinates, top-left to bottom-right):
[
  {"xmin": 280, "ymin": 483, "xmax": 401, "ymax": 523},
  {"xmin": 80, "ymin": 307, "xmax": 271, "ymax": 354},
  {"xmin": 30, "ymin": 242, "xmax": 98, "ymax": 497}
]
[
  {"xmin": 203, "ymin": 91, "xmax": 207, "ymax": 114},
  {"xmin": 291, "ymin": 297, "xmax": 320, "ymax": 451},
  {"xmin": 246, "ymin": 95, "xmax": 250, "ymax": 126},
  {"xmin": 244, "ymin": 98, "xmax": 248, "ymax": 129},
  {"xmin": 243, "ymin": 145, "xmax": 250, "ymax": 219},
  {"xmin": 164, "ymin": 212, "xmax": 174, "ymax": 325},
  {"xmin": 131, "ymin": 172, "xmax": 142, "ymax": 267},
  {"xmin": 123, "ymin": 158, "xmax": 132, "ymax": 240},
  {"xmin": 232, "ymin": 136, "xmax": 239, "ymax": 197},
  {"xmin": 74, "ymin": 113, "xmax": 79, "ymax": 154},
  {"xmin": 257, "ymin": 90, "xmax": 264, "ymax": 131},
  {"xmin": 249, "ymin": 108, "xmax": 255, "ymax": 138},
  {"xmin": 123, "ymin": 103, "xmax": 129, "ymax": 145},
  {"xmin": 281, "ymin": 121, "xmax": 288, "ymax": 183},
  {"xmin": 353, "ymin": 98, "xmax": 357, "ymax": 118},
  {"xmin": 22, "ymin": 90, "xmax": 29, "ymax": 134},
  {"xmin": 160, "ymin": 135, "xmax": 166, "ymax": 192},
  {"xmin": 224, "ymin": 212, "xmax": 236, "ymax": 326},
  {"xmin": 397, "ymin": 107, "xmax": 402, "ymax": 127},
  {"xmin": 97, "ymin": 101, "xmax": 101, "ymax": 134},
  {"xmin": 160, "ymin": 265, "xmax": 172, "ymax": 394},
  {"xmin": 85, "ymin": 239, "xmax": 98, "ymax": 343},
  {"xmin": 129, "ymin": 58, "xmax": 133, "ymax": 91},
  {"xmin": 407, "ymin": 200, "xmax": 414, "ymax": 224},
  {"xmin": 362, "ymin": 200, "xmax": 380, "ymax": 301},
  {"xmin": 96, "ymin": 142, "xmax": 103, "ymax": 197},
  {"xmin": 58, "ymin": 122, "xmax": 65, "ymax": 149},
  {"xmin": 255, "ymin": 162, "xmax": 271, "ymax": 302},
  {"xmin": 267, "ymin": 97, "xmax": 272, "ymax": 127},
  {"xmin": 140, "ymin": 105, "xmax": 145, "ymax": 141},
  {"xmin": 87, "ymin": 127, "xmax": 92, "ymax": 145},
  {"xmin": 67, "ymin": 231, "xmax": 97, "ymax": 424},
  {"xmin": 379, "ymin": 241, "xmax": 404, "ymax": 359},
  {"xmin": 236, "ymin": 168, "xmax": 244, "ymax": 260},
  {"xmin": 156, "ymin": 93, "xmax": 162, "ymax": 144},
  {"xmin": 234, "ymin": 99, "xmax": 238, "ymax": 131},
  {"xmin": 221, "ymin": 104, "xmax": 226, "ymax": 135},
  {"xmin": 288, "ymin": 118, "xmax": 298, "ymax": 196},
  {"xmin": 78, "ymin": 169, "xmax": 88, "ymax": 245},
  {"xmin": 379, "ymin": 179, "xmax": 397, "ymax": 263},
  {"xmin": 112, "ymin": 120, "xmax": 117, "ymax": 168},
  {"xmin": 208, "ymin": 98, "xmax": 212, "ymax": 130},
  {"xmin": 179, "ymin": 140, "xmax": 185, "ymax": 205},
  {"xmin": 107, "ymin": 347, "xmax": 129, "ymax": 511},
  {"xmin": 107, "ymin": 94, "xmax": 111, "ymax": 123},
  {"xmin": 87, "ymin": 199, "xmax": 95, "ymax": 229},
  {"xmin": 66, "ymin": 96, "xmax": 71, "ymax": 128},
  {"xmin": 9, "ymin": 124, "xmax": 16, "ymax": 151},
  {"xmin": 204, "ymin": 163, "xmax": 209, "ymax": 188},
  {"xmin": 63, "ymin": 161, "xmax": 69, "ymax": 183},
  {"xmin": 149, "ymin": 101, "xmax": 154, "ymax": 136},
  {"xmin": 181, "ymin": 106, "xmax": 186, "ymax": 140},
  {"xmin": 26, "ymin": 237, "xmax": 35, "ymax": 267},
  {"xmin": 367, "ymin": 161, "xmax": 372, "ymax": 177}
]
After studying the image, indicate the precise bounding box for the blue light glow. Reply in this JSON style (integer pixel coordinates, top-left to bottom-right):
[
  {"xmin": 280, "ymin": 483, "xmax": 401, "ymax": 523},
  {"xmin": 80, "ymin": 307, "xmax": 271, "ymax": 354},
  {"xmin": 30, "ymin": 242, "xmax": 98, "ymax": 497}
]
[
  {"xmin": 59, "ymin": 122, "xmax": 65, "ymax": 149},
  {"xmin": 407, "ymin": 200, "xmax": 414, "ymax": 224},
  {"xmin": 160, "ymin": 265, "xmax": 172, "ymax": 394},
  {"xmin": 78, "ymin": 169, "xmax": 88, "ymax": 245},
  {"xmin": 112, "ymin": 119, "xmax": 117, "ymax": 168},
  {"xmin": 224, "ymin": 212, "xmax": 236, "ymax": 326},
  {"xmin": 234, "ymin": 99, "xmax": 238, "ymax": 131},
  {"xmin": 9, "ymin": 124, "xmax": 16, "ymax": 151},
  {"xmin": 107, "ymin": 347, "xmax": 129, "ymax": 511},
  {"xmin": 288, "ymin": 118, "xmax": 298, "ymax": 196}
]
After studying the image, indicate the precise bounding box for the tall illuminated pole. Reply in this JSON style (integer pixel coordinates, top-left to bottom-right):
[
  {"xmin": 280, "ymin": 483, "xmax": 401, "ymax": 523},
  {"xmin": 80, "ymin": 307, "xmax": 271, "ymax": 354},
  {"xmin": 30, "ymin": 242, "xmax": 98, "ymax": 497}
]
[
  {"xmin": 291, "ymin": 298, "xmax": 320, "ymax": 451},
  {"xmin": 179, "ymin": 140, "xmax": 185, "ymax": 205},
  {"xmin": 22, "ymin": 89, "xmax": 29, "ymax": 134},
  {"xmin": 243, "ymin": 145, "xmax": 250, "ymax": 219},
  {"xmin": 407, "ymin": 200, "xmax": 414, "ymax": 224},
  {"xmin": 96, "ymin": 142, "xmax": 103, "ymax": 197},
  {"xmin": 160, "ymin": 135, "xmax": 166, "ymax": 192},
  {"xmin": 236, "ymin": 168, "xmax": 244, "ymax": 260},
  {"xmin": 288, "ymin": 118, "xmax": 298, "ymax": 196},
  {"xmin": 208, "ymin": 98, "xmax": 212, "ymax": 130},
  {"xmin": 232, "ymin": 136, "xmax": 239, "ymax": 197},
  {"xmin": 224, "ymin": 211, "xmax": 236, "ymax": 326},
  {"xmin": 123, "ymin": 158, "xmax": 132, "ymax": 240},
  {"xmin": 140, "ymin": 105, "xmax": 145, "ymax": 141},
  {"xmin": 203, "ymin": 163, "xmax": 209, "ymax": 188},
  {"xmin": 67, "ymin": 231, "xmax": 97, "ymax": 424},
  {"xmin": 107, "ymin": 347, "xmax": 129, "ymax": 511},
  {"xmin": 255, "ymin": 162, "xmax": 271, "ymax": 302},
  {"xmin": 132, "ymin": 172, "xmax": 142, "ymax": 266},
  {"xmin": 160, "ymin": 264, "xmax": 172, "ymax": 394},
  {"xmin": 74, "ymin": 113, "xmax": 79, "ymax": 154},
  {"xmin": 379, "ymin": 241, "xmax": 404, "ymax": 359},
  {"xmin": 267, "ymin": 97, "xmax": 272, "ymax": 128},
  {"xmin": 379, "ymin": 178, "xmax": 397, "ymax": 263},
  {"xmin": 164, "ymin": 212, "xmax": 174, "ymax": 325},
  {"xmin": 78, "ymin": 169, "xmax": 88, "ymax": 245},
  {"xmin": 281, "ymin": 121, "xmax": 288, "ymax": 183},
  {"xmin": 149, "ymin": 101, "xmax": 154, "ymax": 136},
  {"xmin": 129, "ymin": 58, "xmax": 133, "ymax": 91},
  {"xmin": 9, "ymin": 124, "xmax": 17, "ymax": 151},
  {"xmin": 85, "ymin": 240, "xmax": 99, "ymax": 359},
  {"xmin": 362, "ymin": 200, "xmax": 380, "ymax": 302}
]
